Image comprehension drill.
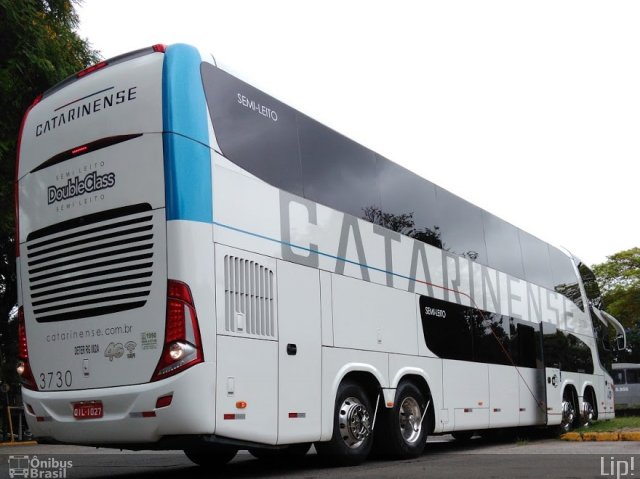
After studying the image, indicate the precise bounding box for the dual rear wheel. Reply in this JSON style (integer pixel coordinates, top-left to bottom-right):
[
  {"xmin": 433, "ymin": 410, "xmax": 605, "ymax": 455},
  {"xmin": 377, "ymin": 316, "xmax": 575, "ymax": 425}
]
[{"xmin": 315, "ymin": 380, "xmax": 428, "ymax": 465}]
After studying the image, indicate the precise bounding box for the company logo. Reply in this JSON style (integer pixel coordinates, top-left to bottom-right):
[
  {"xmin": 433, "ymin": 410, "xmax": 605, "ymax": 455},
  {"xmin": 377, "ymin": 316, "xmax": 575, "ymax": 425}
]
[
  {"xmin": 8, "ymin": 455, "xmax": 73, "ymax": 479},
  {"xmin": 35, "ymin": 86, "xmax": 138, "ymax": 138},
  {"xmin": 424, "ymin": 306, "xmax": 447, "ymax": 318},
  {"xmin": 48, "ymin": 171, "xmax": 116, "ymax": 205}
]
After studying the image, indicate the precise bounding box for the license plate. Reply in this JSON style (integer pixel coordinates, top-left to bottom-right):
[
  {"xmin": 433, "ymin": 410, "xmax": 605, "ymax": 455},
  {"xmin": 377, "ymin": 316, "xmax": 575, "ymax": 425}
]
[{"xmin": 73, "ymin": 401, "xmax": 103, "ymax": 420}]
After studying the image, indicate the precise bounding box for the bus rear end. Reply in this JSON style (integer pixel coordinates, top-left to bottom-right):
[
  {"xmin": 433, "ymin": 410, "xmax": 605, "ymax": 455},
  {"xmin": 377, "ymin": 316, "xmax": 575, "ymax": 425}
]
[{"xmin": 15, "ymin": 45, "xmax": 214, "ymax": 446}]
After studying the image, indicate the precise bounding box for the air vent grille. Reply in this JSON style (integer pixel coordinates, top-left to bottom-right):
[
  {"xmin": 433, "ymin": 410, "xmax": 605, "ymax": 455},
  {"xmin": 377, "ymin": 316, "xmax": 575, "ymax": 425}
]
[
  {"xmin": 26, "ymin": 204, "xmax": 155, "ymax": 323},
  {"xmin": 224, "ymin": 255, "xmax": 276, "ymax": 337}
]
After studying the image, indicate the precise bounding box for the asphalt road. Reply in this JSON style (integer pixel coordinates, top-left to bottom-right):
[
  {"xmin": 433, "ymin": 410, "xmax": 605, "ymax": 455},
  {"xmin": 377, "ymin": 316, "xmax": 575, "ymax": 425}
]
[{"xmin": 2, "ymin": 434, "xmax": 639, "ymax": 479}]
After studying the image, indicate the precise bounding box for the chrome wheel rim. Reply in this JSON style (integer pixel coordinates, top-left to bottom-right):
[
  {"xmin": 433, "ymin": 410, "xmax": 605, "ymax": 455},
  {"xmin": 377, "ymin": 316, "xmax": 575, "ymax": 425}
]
[
  {"xmin": 582, "ymin": 401, "xmax": 595, "ymax": 427},
  {"xmin": 398, "ymin": 396, "xmax": 422, "ymax": 444},
  {"xmin": 338, "ymin": 396, "xmax": 371, "ymax": 448},
  {"xmin": 560, "ymin": 400, "xmax": 575, "ymax": 432}
]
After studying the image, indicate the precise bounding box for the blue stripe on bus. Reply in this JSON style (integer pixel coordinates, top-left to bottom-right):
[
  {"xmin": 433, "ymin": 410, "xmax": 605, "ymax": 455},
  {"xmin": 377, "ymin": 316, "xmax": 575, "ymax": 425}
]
[
  {"xmin": 163, "ymin": 44, "xmax": 213, "ymax": 223},
  {"xmin": 212, "ymin": 220, "xmax": 417, "ymax": 285}
]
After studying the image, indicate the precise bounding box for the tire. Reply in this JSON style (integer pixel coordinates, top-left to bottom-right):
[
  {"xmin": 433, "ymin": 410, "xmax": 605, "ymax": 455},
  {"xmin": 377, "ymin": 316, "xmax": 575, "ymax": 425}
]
[
  {"xmin": 249, "ymin": 443, "xmax": 311, "ymax": 461},
  {"xmin": 377, "ymin": 381, "xmax": 427, "ymax": 459},
  {"xmin": 581, "ymin": 399, "xmax": 595, "ymax": 427},
  {"xmin": 184, "ymin": 446, "xmax": 237, "ymax": 467},
  {"xmin": 315, "ymin": 381, "xmax": 374, "ymax": 466},
  {"xmin": 558, "ymin": 390, "xmax": 578, "ymax": 434}
]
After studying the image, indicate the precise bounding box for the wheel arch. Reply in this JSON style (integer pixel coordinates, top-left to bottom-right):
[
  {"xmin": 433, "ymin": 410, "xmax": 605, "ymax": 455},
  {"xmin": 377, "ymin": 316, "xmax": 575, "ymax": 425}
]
[
  {"xmin": 393, "ymin": 372, "xmax": 436, "ymax": 434},
  {"xmin": 582, "ymin": 384, "xmax": 599, "ymax": 420}
]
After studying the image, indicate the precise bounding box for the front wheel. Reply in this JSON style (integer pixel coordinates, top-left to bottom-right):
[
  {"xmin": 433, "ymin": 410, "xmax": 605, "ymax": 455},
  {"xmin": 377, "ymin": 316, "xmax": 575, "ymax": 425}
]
[
  {"xmin": 378, "ymin": 381, "xmax": 427, "ymax": 458},
  {"xmin": 315, "ymin": 381, "xmax": 374, "ymax": 466}
]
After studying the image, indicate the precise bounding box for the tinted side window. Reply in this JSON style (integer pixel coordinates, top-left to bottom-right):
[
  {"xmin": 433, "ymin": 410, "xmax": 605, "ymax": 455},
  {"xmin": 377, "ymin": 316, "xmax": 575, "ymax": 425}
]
[
  {"xmin": 549, "ymin": 246, "xmax": 583, "ymax": 310},
  {"xmin": 376, "ymin": 157, "xmax": 441, "ymax": 247},
  {"xmin": 420, "ymin": 296, "xmax": 473, "ymax": 361},
  {"xmin": 474, "ymin": 312, "xmax": 512, "ymax": 366},
  {"xmin": 483, "ymin": 212, "xmax": 525, "ymax": 279},
  {"xmin": 434, "ymin": 187, "xmax": 487, "ymax": 263},
  {"xmin": 578, "ymin": 262, "xmax": 602, "ymax": 307},
  {"xmin": 298, "ymin": 114, "xmax": 380, "ymax": 218},
  {"xmin": 627, "ymin": 369, "xmax": 640, "ymax": 384},
  {"xmin": 543, "ymin": 330, "xmax": 594, "ymax": 374},
  {"xmin": 201, "ymin": 64, "xmax": 303, "ymax": 196},
  {"xmin": 519, "ymin": 230, "xmax": 554, "ymax": 290},
  {"xmin": 613, "ymin": 370, "xmax": 626, "ymax": 384},
  {"xmin": 511, "ymin": 321, "xmax": 539, "ymax": 368}
]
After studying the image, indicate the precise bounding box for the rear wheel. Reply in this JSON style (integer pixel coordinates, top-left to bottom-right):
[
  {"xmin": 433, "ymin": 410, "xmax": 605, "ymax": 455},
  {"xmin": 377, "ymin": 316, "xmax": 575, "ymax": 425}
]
[
  {"xmin": 378, "ymin": 382, "xmax": 427, "ymax": 458},
  {"xmin": 315, "ymin": 381, "xmax": 374, "ymax": 466},
  {"xmin": 184, "ymin": 446, "xmax": 237, "ymax": 467},
  {"xmin": 581, "ymin": 400, "xmax": 595, "ymax": 427},
  {"xmin": 559, "ymin": 390, "xmax": 578, "ymax": 434}
]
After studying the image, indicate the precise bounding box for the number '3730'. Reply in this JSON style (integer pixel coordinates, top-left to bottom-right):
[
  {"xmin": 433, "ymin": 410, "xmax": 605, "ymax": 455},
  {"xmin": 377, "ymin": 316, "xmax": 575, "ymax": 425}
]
[{"xmin": 39, "ymin": 370, "xmax": 72, "ymax": 389}]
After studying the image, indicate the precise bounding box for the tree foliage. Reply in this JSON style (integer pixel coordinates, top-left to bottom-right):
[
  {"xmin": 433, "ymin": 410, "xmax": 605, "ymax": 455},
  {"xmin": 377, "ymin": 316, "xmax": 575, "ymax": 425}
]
[
  {"xmin": 593, "ymin": 247, "xmax": 640, "ymax": 362},
  {"xmin": 0, "ymin": 0, "xmax": 99, "ymax": 396}
]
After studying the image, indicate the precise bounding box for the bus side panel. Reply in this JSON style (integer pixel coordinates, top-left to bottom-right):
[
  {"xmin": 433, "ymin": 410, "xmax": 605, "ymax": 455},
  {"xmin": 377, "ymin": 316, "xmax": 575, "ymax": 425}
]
[
  {"xmin": 332, "ymin": 274, "xmax": 418, "ymax": 355},
  {"xmin": 518, "ymin": 367, "xmax": 546, "ymax": 426},
  {"xmin": 276, "ymin": 260, "xmax": 322, "ymax": 444},
  {"xmin": 442, "ymin": 359, "xmax": 489, "ymax": 431},
  {"xmin": 488, "ymin": 364, "xmax": 519, "ymax": 428},
  {"xmin": 215, "ymin": 335, "xmax": 278, "ymax": 444}
]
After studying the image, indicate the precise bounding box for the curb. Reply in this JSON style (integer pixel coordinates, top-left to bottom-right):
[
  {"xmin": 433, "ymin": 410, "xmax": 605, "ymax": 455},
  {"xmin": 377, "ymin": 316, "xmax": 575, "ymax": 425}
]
[
  {"xmin": 560, "ymin": 431, "xmax": 640, "ymax": 442},
  {"xmin": 0, "ymin": 441, "xmax": 38, "ymax": 447}
]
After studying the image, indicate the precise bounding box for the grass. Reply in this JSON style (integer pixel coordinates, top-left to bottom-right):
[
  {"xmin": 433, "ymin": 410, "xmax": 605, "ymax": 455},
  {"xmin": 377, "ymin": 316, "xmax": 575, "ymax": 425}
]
[{"xmin": 575, "ymin": 416, "xmax": 640, "ymax": 433}]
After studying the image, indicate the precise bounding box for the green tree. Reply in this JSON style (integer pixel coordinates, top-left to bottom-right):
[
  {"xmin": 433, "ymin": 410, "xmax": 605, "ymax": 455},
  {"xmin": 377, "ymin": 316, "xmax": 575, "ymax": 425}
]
[
  {"xmin": 593, "ymin": 247, "xmax": 640, "ymax": 362},
  {"xmin": 0, "ymin": 0, "xmax": 99, "ymax": 397}
]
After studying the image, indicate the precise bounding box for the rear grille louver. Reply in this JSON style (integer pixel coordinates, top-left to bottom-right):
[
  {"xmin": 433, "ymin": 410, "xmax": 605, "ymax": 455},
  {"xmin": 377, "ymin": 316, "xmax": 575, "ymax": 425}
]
[
  {"xmin": 224, "ymin": 255, "xmax": 276, "ymax": 337},
  {"xmin": 26, "ymin": 204, "xmax": 155, "ymax": 323}
]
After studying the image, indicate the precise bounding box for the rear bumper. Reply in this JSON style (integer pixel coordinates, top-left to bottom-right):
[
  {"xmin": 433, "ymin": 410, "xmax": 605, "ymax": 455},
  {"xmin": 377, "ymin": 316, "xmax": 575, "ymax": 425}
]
[{"xmin": 22, "ymin": 362, "xmax": 215, "ymax": 445}]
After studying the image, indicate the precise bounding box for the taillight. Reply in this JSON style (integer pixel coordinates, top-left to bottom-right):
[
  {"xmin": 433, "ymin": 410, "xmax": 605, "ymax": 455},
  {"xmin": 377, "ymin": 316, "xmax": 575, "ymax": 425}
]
[
  {"xmin": 151, "ymin": 280, "xmax": 203, "ymax": 381},
  {"xmin": 17, "ymin": 307, "xmax": 38, "ymax": 390},
  {"xmin": 76, "ymin": 61, "xmax": 108, "ymax": 78},
  {"xmin": 152, "ymin": 44, "xmax": 167, "ymax": 53}
]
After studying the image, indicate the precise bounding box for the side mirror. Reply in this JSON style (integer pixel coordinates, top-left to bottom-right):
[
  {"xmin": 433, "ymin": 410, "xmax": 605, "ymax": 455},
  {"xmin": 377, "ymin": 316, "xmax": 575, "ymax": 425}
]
[{"xmin": 616, "ymin": 334, "xmax": 626, "ymax": 351}]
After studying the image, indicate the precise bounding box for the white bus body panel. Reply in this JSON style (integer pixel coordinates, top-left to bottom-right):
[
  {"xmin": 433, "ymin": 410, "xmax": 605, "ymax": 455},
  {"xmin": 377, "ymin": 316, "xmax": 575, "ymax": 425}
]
[
  {"xmin": 276, "ymin": 260, "xmax": 322, "ymax": 444},
  {"xmin": 215, "ymin": 335, "xmax": 278, "ymax": 444},
  {"xmin": 17, "ymin": 53, "xmax": 164, "ymax": 182},
  {"xmin": 332, "ymin": 274, "xmax": 418, "ymax": 355},
  {"xmin": 518, "ymin": 367, "xmax": 546, "ymax": 425},
  {"xmin": 443, "ymin": 359, "xmax": 489, "ymax": 431},
  {"xmin": 22, "ymin": 362, "xmax": 216, "ymax": 444},
  {"xmin": 488, "ymin": 364, "xmax": 519, "ymax": 428}
]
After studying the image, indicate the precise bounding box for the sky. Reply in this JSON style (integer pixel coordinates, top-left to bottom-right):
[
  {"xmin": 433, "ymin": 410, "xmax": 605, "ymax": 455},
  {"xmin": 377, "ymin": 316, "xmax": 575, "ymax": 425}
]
[{"xmin": 77, "ymin": 1, "xmax": 639, "ymax": 266}]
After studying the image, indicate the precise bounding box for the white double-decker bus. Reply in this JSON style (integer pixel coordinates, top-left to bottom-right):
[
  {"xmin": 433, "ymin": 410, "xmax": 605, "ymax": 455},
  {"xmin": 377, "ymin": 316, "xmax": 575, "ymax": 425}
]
[{"xmin": 15, "ymin": 43, "xmax": 625, "ymax": 466}]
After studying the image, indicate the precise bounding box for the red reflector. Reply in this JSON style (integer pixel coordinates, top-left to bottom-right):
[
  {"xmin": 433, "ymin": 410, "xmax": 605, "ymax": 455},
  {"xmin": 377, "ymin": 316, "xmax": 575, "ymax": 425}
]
[
  {"xmin": 77, "ymin": 61, "xmax": 108, "ymax": 78},
  {"xmin": 142, "ymin": 411, "xmax": 156, "ymax": 418},
  {"xmin": 288, "ymin": 412, "xmax": 306, "ymax": 418},
  {"xmin": 235, "ymin": 401, "xmax": 247, "ymax": 409},
  {"xmin": 155, "ymin": 394, "xmax": 173, "ymax": 409},
  {"xmin": 463, "ymin": 408, "xmax": 472, "ymax": 413},
  {"xmin": 224, "ymin": 414, "xmax": 235, "ymax": 420},
  {"xmin": 71, "ymin": 145, "xmax": 88, "ymax": 155},
  {"xmin": 153, "ymin": 44, "xmax": 167, "ymax": 53},
  {"xmin": 36, "ymin": 417, "xmax": 45, "ymax": 422}
]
